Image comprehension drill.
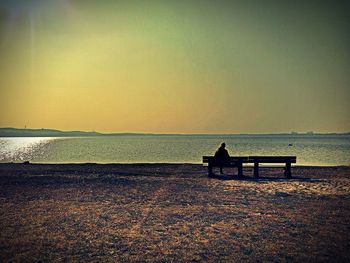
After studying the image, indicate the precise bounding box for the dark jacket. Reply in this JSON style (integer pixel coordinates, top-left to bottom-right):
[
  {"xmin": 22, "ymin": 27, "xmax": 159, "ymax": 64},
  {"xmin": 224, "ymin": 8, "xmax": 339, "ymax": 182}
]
[{"xmin": 214, "ymin": 146, "xmax": 230, "ymax": 160}]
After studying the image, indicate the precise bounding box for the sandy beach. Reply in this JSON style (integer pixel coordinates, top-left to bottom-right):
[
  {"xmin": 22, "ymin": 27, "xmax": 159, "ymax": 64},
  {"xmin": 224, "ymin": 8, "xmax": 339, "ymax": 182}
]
[{"xmin": 0, "ymin": 163, "xmax": 349, "ymax": 262}]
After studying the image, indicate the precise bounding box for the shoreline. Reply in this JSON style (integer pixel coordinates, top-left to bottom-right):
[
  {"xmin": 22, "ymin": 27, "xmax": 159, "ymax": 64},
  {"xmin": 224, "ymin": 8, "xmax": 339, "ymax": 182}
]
[
  {"xmin": 1, "ymin": 162, "xmax": 349, "ymax": 167},
  {"xmin": 1, "ymin": 163, "xmax": 350, "ymax": 181}
]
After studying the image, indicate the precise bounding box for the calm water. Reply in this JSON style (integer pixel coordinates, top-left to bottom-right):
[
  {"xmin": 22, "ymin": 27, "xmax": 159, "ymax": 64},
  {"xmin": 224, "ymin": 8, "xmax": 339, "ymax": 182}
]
[{"xmin": 0, "ymin": 135, "xmax": 349, "ymax": 166}]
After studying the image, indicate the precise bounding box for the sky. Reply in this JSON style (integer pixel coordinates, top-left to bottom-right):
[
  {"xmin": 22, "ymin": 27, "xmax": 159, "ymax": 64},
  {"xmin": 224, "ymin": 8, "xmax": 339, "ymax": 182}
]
[{"xmin": 0, "ymin": 0, "xmax": 349, "ymax": 134}]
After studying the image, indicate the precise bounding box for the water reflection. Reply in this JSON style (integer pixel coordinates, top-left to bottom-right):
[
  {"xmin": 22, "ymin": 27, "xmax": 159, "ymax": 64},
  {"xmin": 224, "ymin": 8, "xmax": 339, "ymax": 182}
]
[{"xmin": 0, "ymin": 137, "xmax": 58, "ymax": 162}]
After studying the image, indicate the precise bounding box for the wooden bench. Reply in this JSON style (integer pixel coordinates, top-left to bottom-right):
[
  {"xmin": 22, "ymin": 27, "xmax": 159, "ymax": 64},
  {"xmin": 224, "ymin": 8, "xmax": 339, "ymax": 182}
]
[{"xmin": 202, "ymin": 156, "xmax": 296, "ymax": 178}]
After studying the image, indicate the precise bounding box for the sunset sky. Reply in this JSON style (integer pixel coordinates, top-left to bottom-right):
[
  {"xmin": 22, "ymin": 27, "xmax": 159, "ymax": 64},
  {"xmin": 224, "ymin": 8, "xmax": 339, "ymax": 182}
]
[{"xmin": 0, "ymin": 0, "xmax": 349, "ymax": 133}]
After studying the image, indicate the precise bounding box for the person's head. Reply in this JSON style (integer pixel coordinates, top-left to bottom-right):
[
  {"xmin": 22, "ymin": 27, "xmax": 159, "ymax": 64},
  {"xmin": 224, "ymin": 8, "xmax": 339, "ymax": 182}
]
[{"xmin": 221, "ymin": 142, "xmax": 226, "ymax": 148}]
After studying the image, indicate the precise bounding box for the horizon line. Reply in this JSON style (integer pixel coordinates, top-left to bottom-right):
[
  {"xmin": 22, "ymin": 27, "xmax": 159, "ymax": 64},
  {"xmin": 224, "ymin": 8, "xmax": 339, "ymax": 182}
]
[{"xmin": 1, "ymin": 127, "xmax": 350, "ymax": 136}]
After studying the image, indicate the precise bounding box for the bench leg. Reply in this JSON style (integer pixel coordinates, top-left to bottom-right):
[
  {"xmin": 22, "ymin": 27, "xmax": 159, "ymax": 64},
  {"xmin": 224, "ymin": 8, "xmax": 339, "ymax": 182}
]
[
  {"xmin": 208, "ymin": 164, "xmax": 214, "ymax": 177},
  {"xmin": 254, "ymin": 162, "xmax": 259, "ymax": 178},
  {"xmin": 237, "ymin": 162, "xmax": 243, "ymax": 177},
  {"xmin": 285, "ymin": 162, "xmax": 292, "ymax": 178}
]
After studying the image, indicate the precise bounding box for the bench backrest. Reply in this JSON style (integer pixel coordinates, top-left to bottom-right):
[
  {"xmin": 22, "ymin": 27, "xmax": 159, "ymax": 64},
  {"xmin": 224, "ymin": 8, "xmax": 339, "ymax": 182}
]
[
  {"xmin": 203, "ymin": 156, "xmax": 296, "ymax": 163},
  {"xmin": 203, "ymin": 156, "xmax": 249, "ymax": 163},
  {"xmin": 248, "ymin": 156, "xmax": 296, "ymax": 163}
]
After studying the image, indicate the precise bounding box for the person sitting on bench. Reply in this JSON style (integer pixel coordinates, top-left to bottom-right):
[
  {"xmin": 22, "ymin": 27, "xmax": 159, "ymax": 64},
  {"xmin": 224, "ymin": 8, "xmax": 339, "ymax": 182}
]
[{"xmin": 214, "ymin": 142, "xmax": 230, "ymax": 174}]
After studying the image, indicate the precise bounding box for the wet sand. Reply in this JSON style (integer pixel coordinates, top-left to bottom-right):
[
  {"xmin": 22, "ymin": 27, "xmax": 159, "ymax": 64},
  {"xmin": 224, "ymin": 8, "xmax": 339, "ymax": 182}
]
[{"xmin": 0, "ymin": 163, "xmax": 349, "ymax": 262}]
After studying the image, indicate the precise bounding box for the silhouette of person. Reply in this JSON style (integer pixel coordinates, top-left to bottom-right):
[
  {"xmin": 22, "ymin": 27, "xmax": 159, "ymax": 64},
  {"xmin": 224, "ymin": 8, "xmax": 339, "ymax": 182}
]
[{"xmin": 214, "ymin": 142, "xmax": 230, "ymax": 174}]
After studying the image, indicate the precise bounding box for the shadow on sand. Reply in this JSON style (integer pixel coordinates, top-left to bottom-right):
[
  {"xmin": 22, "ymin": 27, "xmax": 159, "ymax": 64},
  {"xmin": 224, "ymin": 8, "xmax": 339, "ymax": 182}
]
[{"xmin": 209, "ymin": 173, "xmax": 317, "ymax": 182}]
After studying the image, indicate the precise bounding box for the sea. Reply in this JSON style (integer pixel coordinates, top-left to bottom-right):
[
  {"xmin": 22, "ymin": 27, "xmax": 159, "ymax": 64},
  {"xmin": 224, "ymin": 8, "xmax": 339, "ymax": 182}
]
[{"xmin": 0, "ymin": 135, "xmax": 349, "ymax": 166}]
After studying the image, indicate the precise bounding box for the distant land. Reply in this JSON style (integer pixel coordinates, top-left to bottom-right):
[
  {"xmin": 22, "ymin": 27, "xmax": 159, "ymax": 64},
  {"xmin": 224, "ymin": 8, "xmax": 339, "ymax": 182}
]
[
  {"xmin": 0, "ymin": 128, "xmax": 349, "ymax": 137},
  {"xmin": 0, "ymin": 128, "xmax": 145, "ymax": 137}
]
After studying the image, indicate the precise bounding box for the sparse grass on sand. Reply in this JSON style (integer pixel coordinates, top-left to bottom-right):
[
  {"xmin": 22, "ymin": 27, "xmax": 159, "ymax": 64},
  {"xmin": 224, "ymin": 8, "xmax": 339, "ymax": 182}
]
[{"xmin": 0, "ymin": 164, "xmax": 350, "ymax": 262}]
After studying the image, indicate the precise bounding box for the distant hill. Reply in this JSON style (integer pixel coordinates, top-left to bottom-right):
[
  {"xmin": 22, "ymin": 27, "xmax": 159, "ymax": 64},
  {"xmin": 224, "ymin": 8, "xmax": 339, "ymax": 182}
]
[
  {"xmin": 0, "ymin": 128, "xmax": 103, "ymax": 137},
  {"xmin": 0, "ymin": 127, "xmax": 349, "ymax": 137}
]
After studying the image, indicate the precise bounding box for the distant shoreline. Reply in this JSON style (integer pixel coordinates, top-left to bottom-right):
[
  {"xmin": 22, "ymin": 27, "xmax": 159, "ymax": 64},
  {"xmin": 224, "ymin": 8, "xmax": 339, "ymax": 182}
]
[{"xmin": 1, "ymin": 127, "xmax": 349, "ymax": 137}]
